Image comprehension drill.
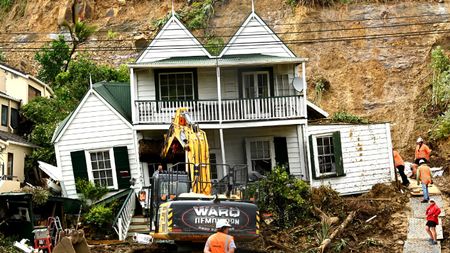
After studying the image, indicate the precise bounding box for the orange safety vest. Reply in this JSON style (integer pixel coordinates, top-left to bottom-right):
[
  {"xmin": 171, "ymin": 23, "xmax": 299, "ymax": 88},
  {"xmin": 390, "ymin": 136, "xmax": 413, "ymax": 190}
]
[
  {"xmin": 418, "ymin": 164, "xmax": 432, "ymax": 185},
  {"xmin": 393, "ymin": 151, "xmax": 404, "ymax": 167},
  {"xmin": 415, "ymin": 144, "xmax": 431, "ymax": 161},
  {"xmin": 207, "ymin": 232, "xmax": 234, "ymax": 253}
]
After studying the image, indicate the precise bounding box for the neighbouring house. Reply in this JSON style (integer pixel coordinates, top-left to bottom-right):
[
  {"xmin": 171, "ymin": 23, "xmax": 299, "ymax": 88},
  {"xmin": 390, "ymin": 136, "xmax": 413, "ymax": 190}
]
[
  {"xmin": 52, "ymin": 10, "xmax": 395, "ymax": 239},
  {"xmin": 0, "ymin": 63, "xmax": 53, "ymax": 182}
]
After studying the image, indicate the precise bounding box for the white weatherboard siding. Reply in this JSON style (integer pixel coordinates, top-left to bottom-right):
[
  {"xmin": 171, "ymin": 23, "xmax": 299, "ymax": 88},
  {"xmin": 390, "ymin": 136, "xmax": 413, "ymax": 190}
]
[
  {"xmin": 137, "ymin": 16, "xmax": 211, "ymax": 63},
  {"xmin": 198, "ymin": 68, "xmax": 218, "ymax": 99},
  {"xmin": 308, "ymin": 123, "xmax": 393, "ymax": 195},
  {"xmin": 220, "ymin": 13, "xmax": 294, "ymax": 58},
  {"xmin": 136, "ymin": 69, "xmax": 155, "ymax": 100},
  {"xmin": 55, "ymin": 93, "xmax": 138, "ymax": 198},
  {"xmin": 223, "ymin": 126, "xmax": 306, "ymax": 178}
]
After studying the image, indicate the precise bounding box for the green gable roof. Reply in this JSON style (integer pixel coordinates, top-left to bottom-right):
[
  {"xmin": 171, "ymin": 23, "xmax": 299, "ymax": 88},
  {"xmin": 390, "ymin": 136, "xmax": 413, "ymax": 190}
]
[
  {"xmin": 52, "ymin": 82, "xmax": 131, "ymax": 143},
  {"xmin": 92, "ymin": 81, "xmax": 131, "ymax": 122}
]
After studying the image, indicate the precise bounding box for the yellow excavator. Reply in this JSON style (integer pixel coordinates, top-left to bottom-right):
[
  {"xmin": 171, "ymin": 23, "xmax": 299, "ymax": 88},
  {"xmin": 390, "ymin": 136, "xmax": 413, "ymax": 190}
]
[{"xmin": 149, "ymin": 108, "xmax": 259, "ymax": 243}]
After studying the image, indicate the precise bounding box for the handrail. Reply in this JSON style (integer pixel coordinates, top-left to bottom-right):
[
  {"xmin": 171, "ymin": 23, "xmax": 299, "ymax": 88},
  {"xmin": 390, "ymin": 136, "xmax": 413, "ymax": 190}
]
[
  {"xmin": 112, "ymin": 188, "xmax": 135, "ymax": 240},
  {"xmin": 135, "ymin": 95, "xmax": 302, "ymax": 103}
]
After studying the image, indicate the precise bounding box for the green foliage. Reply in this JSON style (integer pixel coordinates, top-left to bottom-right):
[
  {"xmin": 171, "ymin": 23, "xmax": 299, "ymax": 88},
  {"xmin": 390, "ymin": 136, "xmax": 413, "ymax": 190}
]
[
  {"xmin": 107, "ymin": 29, "xmax": 118, "ymax": 39},
  {"xmin": 151, "ymin": 12, "xmax": 173, "ymax": 31},
  {"xmin": 315, "ymin": 221, "xmax": 331, "ymax": 243},
  {"xmin": 333, "ymin": 238, "xmax": 348, "ymax": 252},
  {"xmin": 0, "ymin": 0, "xmax": 13, "ymax": 10},
  {"xmin": 84, "ymin": 204, "xmax": 113, "ymax": 228},
  {"xmin": 21, "ymin": 186, "xmax": 49, "ymax": 206},
  {"xmin": 430, "ymin": 46, "xmax": 450, "ymax": 114},
  {"xmin": 35, "ymin": 36, "xmax": 70, "ymax": 85},
  {"xmin": 430, "ymin": 110, "xmax": 450, "ymax": 140},
  {"xmin": 76, "ymin": 179, "xmax": 109, "ymax": 204},
  {"xmin": 286, "ymin": 0, "xmax": 336, "ymax": 6},
  {"xmin": 0, "ymin": 233, "xmax": 20, "ymax": 253},
  {"xmin": 73, "ymin": 21, "xmax": 96, "ymax": 44},
  {"xmin": 204, "ymin": 35, "xmax": 224, "ymax": 56},
  {"xmin": 331, "ymin": 111, "xmax": 368, "ymax": 124},
  {"xmin": 182, "ymin": 0, "xmax": 219, "ymax": 30},
  {"xmin": 252, "ymin": 166, "xmax": 311, "ymax": 228},
  {"xmin": 313, "ymin": 76, "xmax": 330, "ymax": 103}
]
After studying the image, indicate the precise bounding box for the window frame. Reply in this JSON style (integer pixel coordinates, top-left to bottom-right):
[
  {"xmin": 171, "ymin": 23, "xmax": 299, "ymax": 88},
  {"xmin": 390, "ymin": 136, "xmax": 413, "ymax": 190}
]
[
  {"xmin": 275, "ymin": 74, "xmax": 296, "ymax": 96},
  {"xmin": 84, "ymin": 148, "xmax": 118, "ymax": 190},
  {"xmin": 154, "ymin": 68, "xmax": 198, "ymax": 101},
  {"xmin": 238, "ymin": 67, "xmax": 274, "ymax": 99},
  {"xmin": 245, "ymin": 137, "xmax": 276, "ymax": 175},
  {"xmin": 7, "ymin": 152, "xmax": 13, "ymax": 176},
  {"xmin": 10, "ymin": 108, "xmax": 19, "ymax": 129},
  {"xmin": 28, "ymin": 85, "xmax": 41, "ymax": 101},
  {"xmin": 1, "ymin": 105, "xmax": 7, "ymax": 127},
  {"xmin": 309, "ymin": 131, "xmax": 344, "ymax": 179}
]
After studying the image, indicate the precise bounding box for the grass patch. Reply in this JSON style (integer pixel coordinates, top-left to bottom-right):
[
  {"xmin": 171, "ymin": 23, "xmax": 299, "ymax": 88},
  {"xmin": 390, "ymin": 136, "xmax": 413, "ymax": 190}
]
[{"xmin": 331, "ymin": 111, "xmax": 368, "ymax": 124}]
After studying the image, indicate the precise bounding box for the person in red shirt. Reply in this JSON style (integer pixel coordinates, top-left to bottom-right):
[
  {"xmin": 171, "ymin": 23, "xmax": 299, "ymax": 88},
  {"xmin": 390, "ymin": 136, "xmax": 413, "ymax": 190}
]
[
  {"xmin": 425, "ymin": 198, "xmax": 441, "ymax": 245},
  {"xmin": 393, "ymin": 149, "xmax": 409, "ymax": 186}
]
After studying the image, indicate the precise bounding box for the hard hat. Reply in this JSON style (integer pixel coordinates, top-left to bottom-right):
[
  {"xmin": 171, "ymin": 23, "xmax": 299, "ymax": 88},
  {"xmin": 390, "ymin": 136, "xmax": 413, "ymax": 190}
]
[
  {"xmin": 417, "ymin": 137, "xmax": 424, "ymax": 143},
  {"xmin": 419, "ymin": 159, "xmax": 426, "ymax": 165},
  {"xmin": 429, "ymin": 198, "xmax": 436, "ymax": 203},
  {"xmin": 215, "ymin": 219, "xmax": 231, "ymax": 229}
]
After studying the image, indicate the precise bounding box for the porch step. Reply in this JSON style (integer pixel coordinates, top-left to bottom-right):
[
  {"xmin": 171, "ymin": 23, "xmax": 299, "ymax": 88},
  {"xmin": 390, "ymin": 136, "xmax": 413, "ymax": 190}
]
[{"xmin": 126, "ymin": 215, "xmax": 151, "ymax": 238}]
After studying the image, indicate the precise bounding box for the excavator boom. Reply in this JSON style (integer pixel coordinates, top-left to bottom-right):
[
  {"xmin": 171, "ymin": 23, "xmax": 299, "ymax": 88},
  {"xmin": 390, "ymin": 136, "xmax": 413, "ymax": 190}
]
[{"xmin": 160, "ymin": 108, "xmax": 211, "ymax": 195}]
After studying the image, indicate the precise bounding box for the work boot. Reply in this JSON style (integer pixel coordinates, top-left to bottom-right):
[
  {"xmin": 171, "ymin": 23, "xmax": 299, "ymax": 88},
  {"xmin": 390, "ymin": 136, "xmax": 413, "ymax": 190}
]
[
  {"xmin": 421, "ymin": 199, "xmax": 428, "ymax": 203},
  {"xmin": 432, "ymin": 240, "xmax": 438, "ymax": 245}
]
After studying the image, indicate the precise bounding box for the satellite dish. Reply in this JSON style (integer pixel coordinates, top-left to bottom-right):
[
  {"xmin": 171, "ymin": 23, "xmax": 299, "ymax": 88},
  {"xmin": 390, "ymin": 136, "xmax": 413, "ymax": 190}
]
[{"xmin": 292, "ymin": 77, "xmax": 304, "ymax": 92}]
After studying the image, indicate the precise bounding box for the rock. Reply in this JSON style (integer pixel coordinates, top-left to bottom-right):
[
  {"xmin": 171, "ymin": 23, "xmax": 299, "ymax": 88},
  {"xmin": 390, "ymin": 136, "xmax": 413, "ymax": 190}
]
[
  {"xmin": 396, "ymin": 240, "xmax": 404, "ymax": 245},
  {"xmin": 106, "ymin": 8, "xmax": 115, "ymax": 17},
  {"xmin": 57, "ymin": 1, "xmax": 73, "ymax": 26},
  {"xmin": 134, "ymin": 35, "xmax": 148, "ymax": 51}
]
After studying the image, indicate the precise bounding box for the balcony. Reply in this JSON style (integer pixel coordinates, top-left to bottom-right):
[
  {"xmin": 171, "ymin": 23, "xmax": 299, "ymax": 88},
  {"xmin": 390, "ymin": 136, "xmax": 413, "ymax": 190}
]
[{"xmin": 135, "ymin": 95, "xmax": 305, "ymax": 124}]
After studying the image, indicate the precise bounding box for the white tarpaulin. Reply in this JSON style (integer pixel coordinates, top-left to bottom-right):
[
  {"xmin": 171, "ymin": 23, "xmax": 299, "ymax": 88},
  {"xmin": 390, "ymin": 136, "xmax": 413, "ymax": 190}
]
[{"xmin": 38, "ymin": 161, "xmax": 62, "ymax": 181}]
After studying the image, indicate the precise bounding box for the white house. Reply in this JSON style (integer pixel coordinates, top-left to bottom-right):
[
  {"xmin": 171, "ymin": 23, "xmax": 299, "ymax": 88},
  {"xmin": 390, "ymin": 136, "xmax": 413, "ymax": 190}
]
[{"xmin": 52, "ymin": 10, "xmax": 394, "ymax": 239}]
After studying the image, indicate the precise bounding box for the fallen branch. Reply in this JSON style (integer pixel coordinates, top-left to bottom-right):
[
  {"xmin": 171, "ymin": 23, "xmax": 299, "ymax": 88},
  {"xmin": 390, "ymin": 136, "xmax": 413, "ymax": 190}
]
[
  {"xmin": 313, "ymin": 206, "xmax": 339, "ymax": 225},
  {"xmin": 318, "ymin": 211, "xmax": 357, "ymax": 253},
  {"xmin": 267, "ymin": 239, "xmax": 297, "ymax": 253}
]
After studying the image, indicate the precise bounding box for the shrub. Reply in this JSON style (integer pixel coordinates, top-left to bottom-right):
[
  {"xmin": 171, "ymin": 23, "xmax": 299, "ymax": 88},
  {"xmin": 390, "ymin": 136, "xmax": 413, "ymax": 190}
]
[
  {"xmin": 34, "ymin": 36, "xmax": 70, "ymax": 85},
  {"xmin": 431, "ymin": 110, "xmax": 450, "ymax": 140},
  {"xmin": 76, "ymin": 179, "xmax": 109, "ymax": 204},
  {"xmin": 0, "ymin": 233, "xmax": 20, "ymax": 253},
  {"xmin": 107, "ymin": 30, "xmax": 118, "ymax": 40},
  {"xmin": 182, "ymin": 0, "xmax": 219, "ymax": 30},
  {"xmin": 84, "ymin": 204, "xmax": 113, "ymax": 229},
  {"xmin": 313, "ymin": 76, "xmax": 330, "ymax": 103},
  {"xmin": 331, "ymin": 111, "xmax": 368, "ymax": 124},
  {"xmin": 430, "ymin": 46, "xmax": 450, "ymax": 114},
  {"xmin": 204, "ymin": 35, "xmax": 224, "ymax": 56},
  {"xmin": 21, "ymin": 186, "xmax": 49, "ymax": 206},
  {"xmin": 0, "ymin": 50, "xmax": 5, "ymax": 62},
  {"xmin": 252, "ymin": 166, "xmax": 311, "ymax": 228}
]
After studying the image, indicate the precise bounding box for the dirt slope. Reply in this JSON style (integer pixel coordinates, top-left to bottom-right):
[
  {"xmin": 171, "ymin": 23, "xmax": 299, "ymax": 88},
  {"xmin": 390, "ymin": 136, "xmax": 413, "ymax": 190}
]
[{"xmin": 0, "ymin": 0, "xmax": 449, "ymax": 156}]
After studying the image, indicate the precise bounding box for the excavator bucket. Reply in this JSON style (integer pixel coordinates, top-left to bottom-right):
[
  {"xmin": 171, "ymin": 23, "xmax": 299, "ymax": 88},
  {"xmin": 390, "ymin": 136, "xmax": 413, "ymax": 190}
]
[{"xmin": 52, "ymin": 230, "xmax": 90, "ymax": 253}]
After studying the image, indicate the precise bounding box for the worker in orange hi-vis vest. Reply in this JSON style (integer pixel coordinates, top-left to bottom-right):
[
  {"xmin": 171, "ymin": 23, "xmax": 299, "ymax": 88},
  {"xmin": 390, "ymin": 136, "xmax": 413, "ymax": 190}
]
[
  {"xmin": 417, "ymin": 159, "xmax": 433, "ymax": 203},
  {"xmin": 204, "ymin": 220, "xmax": 236, "ymax": 253},
  {"xmin": 415, "ymin": 137, "xmax": 432, "ymax": 165},
  {"xmin": 393, "ymin": 149, "xmax": 410, "ymax": 186}
]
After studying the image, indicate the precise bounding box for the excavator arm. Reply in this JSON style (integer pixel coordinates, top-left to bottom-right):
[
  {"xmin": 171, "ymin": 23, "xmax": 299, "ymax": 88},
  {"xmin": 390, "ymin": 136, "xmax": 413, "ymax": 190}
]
[{"xmin": 160, "ymin": 108, "xmax": 211, "ymax": 195}]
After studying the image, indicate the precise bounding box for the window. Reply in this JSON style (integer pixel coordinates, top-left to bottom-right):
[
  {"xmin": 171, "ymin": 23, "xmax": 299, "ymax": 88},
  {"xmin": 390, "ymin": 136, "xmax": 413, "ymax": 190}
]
[
  {"xmin": 210, "ymin": 153, "xmax": 217, "ymax": 180},
  {"xmin": 276, "ymin": 74, "xmax": 295, "ymax": 96},
  {"xmin": 1, "ymin": 105, "xmax": 7, "ymax": 126},
  {"xmin": 7, "ymin": 153, "xmax": 13, "ymax": 176},
  {"xmin": 159, "ymin": 72, "xmax": 194, "ymax": 101},
  {"xmin": 309, "ymin": 132, "xmax": 344, "ymax": 179},
  {"xmin": 86, "ymin": 149, "xmax": 117, "ymax": 189},
  {"xmin": 10, "ymin": 108, "xmax": 19, "ymax": 129},
  {"xmin": 242, "ymin": 71, "xmax": 270, "ymax": 98},
  {"xmin": 246, "ymin": 137, "xmax": 275, "ymax": 175},
  {"xmin": 28, "ymin": 86, "xmax": 41, "ymax": 101}
]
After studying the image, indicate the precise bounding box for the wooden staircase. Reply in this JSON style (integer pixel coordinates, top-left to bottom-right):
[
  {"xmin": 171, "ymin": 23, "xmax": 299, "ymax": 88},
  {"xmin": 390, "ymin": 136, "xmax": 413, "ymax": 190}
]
[{"xmin": 127, "ymin": 215, "xmax": 151, "ymax": 238}]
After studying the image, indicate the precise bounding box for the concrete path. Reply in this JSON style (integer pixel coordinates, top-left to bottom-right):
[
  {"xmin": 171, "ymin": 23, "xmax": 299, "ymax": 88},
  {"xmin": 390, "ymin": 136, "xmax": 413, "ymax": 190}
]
[{"xmin": 403, "ymin": 185, "xmax": 445, "ymax": 253}]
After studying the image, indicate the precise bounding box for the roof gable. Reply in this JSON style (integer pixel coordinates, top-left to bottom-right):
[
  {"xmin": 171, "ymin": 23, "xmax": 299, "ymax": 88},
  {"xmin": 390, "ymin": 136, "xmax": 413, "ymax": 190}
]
[
  {"xmin": 52, "ymin": 82, "xmax": 131, "ymax": 143},
  {"xmin": 137, "ymin": 15, "xmax": 212, "ymax": 63},
  {"xmin": 220, "ymin": 12, "xmax": 295, "ymax": 58}
]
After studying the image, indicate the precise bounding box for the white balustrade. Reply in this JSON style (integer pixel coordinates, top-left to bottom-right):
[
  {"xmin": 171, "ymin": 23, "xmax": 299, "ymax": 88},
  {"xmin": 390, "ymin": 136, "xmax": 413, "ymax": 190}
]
[
  {"xmin": 113, "ymin": 190, "xmax": 136, "ymax": 240},
  {"xmin": 135, "ymin": 96, "xmax": 304, "ymax": 124}
]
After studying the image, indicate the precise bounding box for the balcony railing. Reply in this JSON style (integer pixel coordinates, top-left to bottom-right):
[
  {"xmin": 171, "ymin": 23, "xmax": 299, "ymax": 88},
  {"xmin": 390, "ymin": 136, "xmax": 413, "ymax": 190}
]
[{"xmin": 135, "ymin": 95, "xmax": 305, "ymax": 124}]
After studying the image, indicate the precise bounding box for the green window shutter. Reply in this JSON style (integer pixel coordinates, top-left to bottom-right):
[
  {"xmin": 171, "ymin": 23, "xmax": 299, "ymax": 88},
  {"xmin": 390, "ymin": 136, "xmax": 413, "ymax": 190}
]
[
  {"xmin": 308, "ymin": 135, "xmax": 318, "ymax": 180},
  {"xmin": 71, "ymin": 151, "xmax": 88, "ymax": 181},
  {"xmin": 114, "ymin": 146, "xmax": 131, "ymax": 189},
  {"xmin": 332, "ymin": 131, "xmax": 345, "ymax": 177}
]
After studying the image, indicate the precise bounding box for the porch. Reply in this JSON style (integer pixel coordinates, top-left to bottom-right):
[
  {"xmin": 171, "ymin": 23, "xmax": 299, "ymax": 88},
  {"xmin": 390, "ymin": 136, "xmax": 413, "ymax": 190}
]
[{"xmin": 135, "ymin": 95, "xmax": 305, "ymax": 124}]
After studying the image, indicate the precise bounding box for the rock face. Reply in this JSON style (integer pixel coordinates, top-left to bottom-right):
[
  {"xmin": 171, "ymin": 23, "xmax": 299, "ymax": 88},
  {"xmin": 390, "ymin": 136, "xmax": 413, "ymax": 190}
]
[{"xmin": 0, "ymin": 0, "xmax": 448, "ymax": 155}]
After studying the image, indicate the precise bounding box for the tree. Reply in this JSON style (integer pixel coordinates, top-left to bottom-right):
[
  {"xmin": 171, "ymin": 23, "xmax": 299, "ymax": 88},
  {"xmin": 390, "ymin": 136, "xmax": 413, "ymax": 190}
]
[{"xmin": 34, "ymin": 36, "xmax": 70, "ymax": 84}]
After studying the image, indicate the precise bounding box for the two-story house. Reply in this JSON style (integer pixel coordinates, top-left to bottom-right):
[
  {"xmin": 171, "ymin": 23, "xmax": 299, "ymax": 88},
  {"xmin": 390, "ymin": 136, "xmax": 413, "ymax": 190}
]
[
  {"xmin": 0, "ymin": 63, "xmax": 53, "ymax": 182},
  {"xmin": 52, "ymin": 10, "xmax": 395, "ymax": 239}
]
